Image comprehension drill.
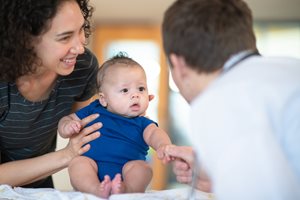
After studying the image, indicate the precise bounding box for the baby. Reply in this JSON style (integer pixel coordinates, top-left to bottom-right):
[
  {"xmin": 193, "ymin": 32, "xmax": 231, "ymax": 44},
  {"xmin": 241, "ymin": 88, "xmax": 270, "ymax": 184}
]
[{"xmin": 58, "ymin": 52, "xmax": 172, "ymax": 198}]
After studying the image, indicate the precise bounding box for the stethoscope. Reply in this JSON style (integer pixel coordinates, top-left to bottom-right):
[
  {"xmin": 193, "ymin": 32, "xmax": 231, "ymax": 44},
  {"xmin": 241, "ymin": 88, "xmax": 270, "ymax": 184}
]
[
  {"xmin": 188, "ymin": 50, "xmax": 260, "ymax": 200},
  {"xmin": 222, "ymin": 49, "xmax": 260, "ymax": 73}
]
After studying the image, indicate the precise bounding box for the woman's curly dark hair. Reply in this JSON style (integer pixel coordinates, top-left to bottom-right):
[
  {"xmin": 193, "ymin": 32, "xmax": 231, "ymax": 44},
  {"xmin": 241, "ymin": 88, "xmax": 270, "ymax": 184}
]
[{"xmin": 0, "ymin": 0, "xmax": 94, "ymax": 82}]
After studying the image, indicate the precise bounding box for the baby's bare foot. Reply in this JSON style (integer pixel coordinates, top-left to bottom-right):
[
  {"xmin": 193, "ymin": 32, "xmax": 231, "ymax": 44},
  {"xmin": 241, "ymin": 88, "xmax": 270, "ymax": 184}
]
[
  {"xmin": 111, "ymin": 173, "xmax": 125, "ymax": 194},
  {"xmin": 97, "ymin": 175, "xmax": 112, "ymax": 198}
]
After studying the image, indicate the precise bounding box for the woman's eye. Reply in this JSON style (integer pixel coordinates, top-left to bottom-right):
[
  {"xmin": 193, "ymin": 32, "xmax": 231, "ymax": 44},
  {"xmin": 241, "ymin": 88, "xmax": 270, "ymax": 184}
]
[{"xmin": 59, "ymin": 36, "xmax": 71, "ymax": 41}]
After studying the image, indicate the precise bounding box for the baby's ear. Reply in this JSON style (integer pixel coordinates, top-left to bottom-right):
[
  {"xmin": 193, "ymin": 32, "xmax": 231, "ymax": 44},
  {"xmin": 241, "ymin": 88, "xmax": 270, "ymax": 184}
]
[
  {"xmin": 98, "ymin": 93, "xmax": 107, "ymax": 107},
  {"xmin": 148, "ymin": 94, "xmax": 155, "ymax": 102}
]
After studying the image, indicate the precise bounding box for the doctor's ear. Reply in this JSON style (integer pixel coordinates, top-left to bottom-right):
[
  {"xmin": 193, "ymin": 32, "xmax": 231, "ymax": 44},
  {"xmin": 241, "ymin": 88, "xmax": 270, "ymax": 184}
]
[{"xmin": 169, "ymin": 53, "xmax": 188, "ymax": 77}]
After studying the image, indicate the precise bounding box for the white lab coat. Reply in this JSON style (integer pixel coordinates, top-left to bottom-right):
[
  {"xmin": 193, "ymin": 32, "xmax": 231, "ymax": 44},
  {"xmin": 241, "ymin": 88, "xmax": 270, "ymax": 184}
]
[{"xmin": 189, "ymin": 55, "xmax": 300, "ymax": 200}]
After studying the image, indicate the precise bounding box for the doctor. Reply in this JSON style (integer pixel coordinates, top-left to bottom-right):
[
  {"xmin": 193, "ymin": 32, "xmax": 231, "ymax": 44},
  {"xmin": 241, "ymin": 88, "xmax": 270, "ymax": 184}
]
[{"xmin": 162, "ymin": 0, "xmax": 300, "ymax": 199}]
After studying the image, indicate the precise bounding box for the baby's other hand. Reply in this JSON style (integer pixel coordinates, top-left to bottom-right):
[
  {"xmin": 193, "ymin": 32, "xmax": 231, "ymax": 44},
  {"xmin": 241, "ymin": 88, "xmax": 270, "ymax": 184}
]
[
  {"xmin": 64, "ymin": 120, "xmax": 81, "ymax": 137},
  {"xmin": 156, "ymin": 144, "xmax": 175, "ymax": 164}
]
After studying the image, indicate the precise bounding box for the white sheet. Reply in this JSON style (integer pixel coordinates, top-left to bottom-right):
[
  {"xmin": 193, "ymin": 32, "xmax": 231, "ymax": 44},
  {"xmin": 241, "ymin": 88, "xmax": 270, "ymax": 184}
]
[{"xmin": 0, "ymin": 184, "xmax": 214, "ymax": 200}]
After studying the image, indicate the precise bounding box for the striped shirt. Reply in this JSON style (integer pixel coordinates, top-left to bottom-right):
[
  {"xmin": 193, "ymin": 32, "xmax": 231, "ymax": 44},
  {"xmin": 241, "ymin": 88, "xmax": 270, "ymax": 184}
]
[{"xmin": 0, "ymin": 48, "xmax": 98, "ymax": 165}]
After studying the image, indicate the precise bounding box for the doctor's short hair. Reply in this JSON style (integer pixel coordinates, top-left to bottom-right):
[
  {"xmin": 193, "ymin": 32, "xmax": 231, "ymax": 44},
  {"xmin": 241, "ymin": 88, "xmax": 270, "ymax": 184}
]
[{"xmin": 162, "ymin": 0, "xmax": 257, "ymax": 73}]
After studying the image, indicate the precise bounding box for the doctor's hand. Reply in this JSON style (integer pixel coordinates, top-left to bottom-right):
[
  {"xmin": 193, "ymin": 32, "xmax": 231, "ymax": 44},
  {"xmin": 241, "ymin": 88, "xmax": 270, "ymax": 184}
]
[{"xmin": 165, "ymin": 145, "xmax": 212, "ymax": 192}]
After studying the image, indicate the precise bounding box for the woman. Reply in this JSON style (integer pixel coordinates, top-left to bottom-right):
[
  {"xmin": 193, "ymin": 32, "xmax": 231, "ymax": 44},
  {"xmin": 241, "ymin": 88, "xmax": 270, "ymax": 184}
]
[{"xmin": 0, "ymin": 0, "xmax": 101, "ymax": 188}]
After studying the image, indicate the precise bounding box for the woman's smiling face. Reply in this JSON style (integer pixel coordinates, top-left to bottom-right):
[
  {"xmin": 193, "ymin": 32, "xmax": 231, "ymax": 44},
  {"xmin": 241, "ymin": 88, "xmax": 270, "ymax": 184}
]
[{"xmin": 33, "ymin": 0, "xmax": 86, "ymax": 76}]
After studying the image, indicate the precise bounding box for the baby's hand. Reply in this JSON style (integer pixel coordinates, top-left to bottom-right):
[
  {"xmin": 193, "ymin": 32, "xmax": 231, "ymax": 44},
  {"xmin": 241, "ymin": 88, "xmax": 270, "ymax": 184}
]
[
  {"xmin": 156, "ymin": 144, "xmax": 176, "ymax": 164},
  {"xmin": 62, "ymin": 120, "xmax": 81, "ymax": 138}
]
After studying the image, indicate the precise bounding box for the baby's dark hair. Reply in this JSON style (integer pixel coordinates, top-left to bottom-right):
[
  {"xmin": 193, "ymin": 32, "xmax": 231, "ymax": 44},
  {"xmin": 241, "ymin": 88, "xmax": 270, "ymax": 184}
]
[
  {"xmin": 97, "ymin": 52, "xmax": 143, "ymax": 92},
  {"xmin": 0, "ymin": 0, "xmax": 94, "ymax": 82}
]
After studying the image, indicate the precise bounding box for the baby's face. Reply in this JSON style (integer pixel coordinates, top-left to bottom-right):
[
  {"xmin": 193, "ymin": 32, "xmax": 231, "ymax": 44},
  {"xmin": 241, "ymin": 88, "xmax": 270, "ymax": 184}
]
[{"xmin": 100, "ymin": 64, "xmax": 149, "ymax": 118}]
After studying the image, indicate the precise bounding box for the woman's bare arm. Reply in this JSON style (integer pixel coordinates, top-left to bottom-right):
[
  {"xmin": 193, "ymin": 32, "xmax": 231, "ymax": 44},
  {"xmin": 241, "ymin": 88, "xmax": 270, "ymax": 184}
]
[{"xmin": 0, "ymin": 114, "xmax": 101, "ymax": 187}]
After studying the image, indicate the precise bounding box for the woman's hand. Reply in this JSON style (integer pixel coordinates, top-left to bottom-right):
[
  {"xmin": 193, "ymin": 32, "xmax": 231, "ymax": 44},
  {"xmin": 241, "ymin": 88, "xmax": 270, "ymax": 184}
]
[
  {"xmin": 0, "ymin": 114, "xmax": 102, "ymax": 187},
  {"xmin": 63, "ymin": 113, "xmax": 102, "ymax": 161}
]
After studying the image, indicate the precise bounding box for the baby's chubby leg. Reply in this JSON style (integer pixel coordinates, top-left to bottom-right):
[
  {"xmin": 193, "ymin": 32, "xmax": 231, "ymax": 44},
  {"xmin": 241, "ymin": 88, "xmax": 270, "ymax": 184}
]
[
  {"xmin": 120, "ymin": 160, "xmax": 153, "ymax": 193},
  {"xmin": 68, "ymin": 156, "xmax": 111, "ymax": 198}
]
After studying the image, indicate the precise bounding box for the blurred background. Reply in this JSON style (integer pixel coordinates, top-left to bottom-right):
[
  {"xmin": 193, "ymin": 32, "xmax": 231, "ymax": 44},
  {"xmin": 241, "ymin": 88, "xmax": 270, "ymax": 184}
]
[{"xmin": 54, "ymin": 0, "xmax": 300, "ymax": 191}]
